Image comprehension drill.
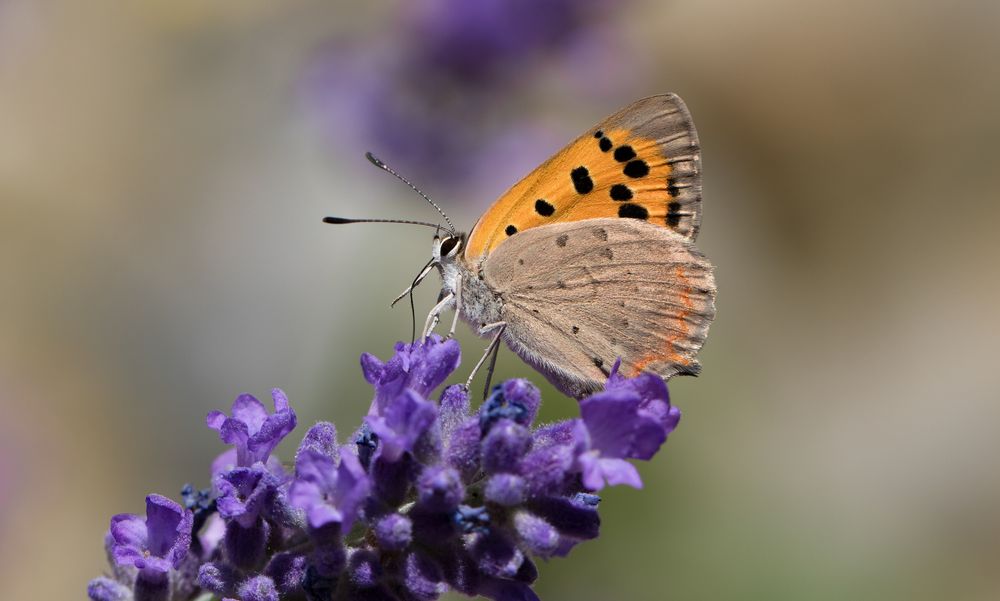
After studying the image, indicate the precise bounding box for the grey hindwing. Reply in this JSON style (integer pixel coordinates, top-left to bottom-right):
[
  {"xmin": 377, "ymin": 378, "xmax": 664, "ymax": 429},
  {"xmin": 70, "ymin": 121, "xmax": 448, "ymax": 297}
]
[{"xmin": 482, "ymin": 218, "xmax": 716, "ymax": 398}]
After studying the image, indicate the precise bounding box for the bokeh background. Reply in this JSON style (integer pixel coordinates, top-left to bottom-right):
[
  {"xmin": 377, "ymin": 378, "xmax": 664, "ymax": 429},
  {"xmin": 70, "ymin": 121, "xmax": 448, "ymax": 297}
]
[{"xmin": 2, "ymin": 0, "xmax": 999, "ymax": 599}]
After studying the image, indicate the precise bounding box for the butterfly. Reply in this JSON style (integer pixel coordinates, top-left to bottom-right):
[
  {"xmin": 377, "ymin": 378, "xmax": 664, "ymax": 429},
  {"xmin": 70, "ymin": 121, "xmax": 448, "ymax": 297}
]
[{"xmin": 329, "ymin": 94, "xmax": 716, "ymax": 399}]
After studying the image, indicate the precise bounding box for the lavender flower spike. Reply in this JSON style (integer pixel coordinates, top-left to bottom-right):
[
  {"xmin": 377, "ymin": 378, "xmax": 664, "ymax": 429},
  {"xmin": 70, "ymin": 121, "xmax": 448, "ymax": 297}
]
[
  {"xmin": 90, "ymin": 337, "xmax": 691, "ymax": 601},
  {"xmin": 206, "ymin": 388, "xmax": 297, "ymax": 468}
]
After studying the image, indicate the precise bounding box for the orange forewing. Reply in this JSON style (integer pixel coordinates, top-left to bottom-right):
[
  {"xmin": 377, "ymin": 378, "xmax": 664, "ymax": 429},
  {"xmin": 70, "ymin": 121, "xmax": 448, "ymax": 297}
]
[{"xmin": 465, "ymin": 94, "xmax": 702, "ymax": 261}]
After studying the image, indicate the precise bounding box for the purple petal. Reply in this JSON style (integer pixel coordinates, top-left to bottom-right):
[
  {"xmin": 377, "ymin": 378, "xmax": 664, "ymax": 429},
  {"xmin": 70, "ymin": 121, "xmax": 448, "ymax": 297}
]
[
  {"xmin": 110, "ymin": 543, "xmax": 144, "ymax": 569},
  {"xmin": 439, "ymin": 384, "xmax": 470, "ymax": 422},
  {"xmin": 265, "ymin": 552, "xmax": 308, "ymax": 595},
  {"xmin": 143, "ymin": 494, "xmax": 189, "ymax": 561},
  {"xmin": 216, "ymin": 466, "xmax": 274, "ymax": 528},
  {"xmin": 484, "ymin": 473, "xmax": 526, "ymax": 506},
  {"xmin": 470, "ymin": 531, "xmax": 524, "ymax": 579},
  {"xmin": 307, "ymin": 504, "xmax": 344, "ymax": 530},
  {"xmin": 206, "ymin": 410, "xmax": 226, "ymax": 431},
  {"xmin": 230, "ymin": 393, "xmax": 269, "ymax": 433},
  {"xmin": 224, "ymin": 519, "xmax": 270, "ymax": 571},
  {"xmin": 415, "ymin": 465, "xmax": 464, "ymax": 510},
  {"xmin": 333, "ymin": 452, "xmax": 370, "ymax": 531},
  {"xmin": 481, "ymin": 420, "xmax": 530, "ymax": 474},
  {"xmin": 513, "ymin": 511, "xmax": 559, "ymax": 557},
  {"xmin": 367, "ymin": 389, "xmax": 437, "ymax": 462},
  {"xmin": 580, "ymin": 389, "xmax": 667, "ymax": 460},
  {"xmin": 499, "ymin": 379, "xmax": 540, "ymax": 425},
  {"xmin": 445, "ymin": 418, "xmax": 482, "ymax": 481},
  {"xmin": 579, "ymin": 452, "xmax": 642, "ymax": 490},
  {"xmin": 517, "ymin": 420, "xmax": 584, "ymax": 496},
  {"xmin": 347, "ymin": 549, "xmax": 383, "ymax": 588},
  {"xmin": 404, "ymin": 552, "xmax": 448, "ymax": 600},
  {"xmin": 134, "ymin": 554, "xmax": 172, "ymax": 574},
  {"xmin": 87, "ymin": 577, "xmax": 131, "ymax": 601},
  {"xmin": 296, "ymin": 422, "xmax": 340, "ymax": 468},
  {"xmin": 198, "ymin": 561, "xmax": 240, "ymax": 596},
  {"xmin": 109, "ymin": 513, "xmax": 148, "ymax": 552},
  {"xmin": 239, "ymin": 575, "xmax": 279, "ymax": 601},
  {"xmin": 288, "ymin": 480, "xmax": 323, "ymax": 515},
  {"xmin": 373, "ymin": 513, "xmax": 412, "ymax": 550},
  {"xmin": 525, "ymin": 495, "xmax": 600, "ymax": 548},
  {"xmin": 210, "ymin": 448, "xmax": 237, "ymax": 478},
  {"xmin": 270, "ymin": 388, "xmax": 290, "ymax": 412},
  {"xmin": 360, "ymin": 352, "xmax": 385, "ymax": 385}
]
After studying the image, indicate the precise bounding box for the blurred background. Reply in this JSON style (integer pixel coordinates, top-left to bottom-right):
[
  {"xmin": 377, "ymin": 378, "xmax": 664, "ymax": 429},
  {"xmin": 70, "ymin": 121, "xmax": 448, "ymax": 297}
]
[{"xmin": 2, "ymin": 0, "xmax": 999, "ymax": 599}]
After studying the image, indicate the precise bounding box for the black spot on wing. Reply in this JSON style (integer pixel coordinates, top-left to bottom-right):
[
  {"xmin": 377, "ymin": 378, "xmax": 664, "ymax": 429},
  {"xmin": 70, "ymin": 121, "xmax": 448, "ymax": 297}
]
[
  {"xmin": 618, "ymin": 203, "xmax": 648, "ymax": 220},
  {"xmin": 534, "ymin": 199, "xmax": 555, "ymax": 216},
  {"xmin": 555, "ymin": 234, "xmax": 568, "ymax": 247},
  {"xmin": 571, "ymin": 326, "xmax": 579, "ymax": 334},
  {"xmin": 667, "ymin": 177, "xmax": 680, "ymax": 197},
  {"xmin": 505, "ymin": 225, "xmax": 517, "ymax": 236},
  {"xmin": 623, "ymin": 160, "xmax": 649, "ymax": 178},
  {"xmin": 571, "ymin": 167, "xmax": 594, "ymax": 194},
  {"xmin": 600, "ymin": 248, "xmax": 613, "ymax": 260},
  {"xmin": 667, "ymin": 201, "xmax": 682, "ymax": 227},
  {"xmin": 593, "ymin": 357, "xmax": 610, "ymax": 376},
  {"xmin": 609, "ymin": 184, "xmax": 632, "ymax": 201},
  {"xmin": 593, "ymin": 228, "xmax": 608, "ymax": 241},
  {"xmin": 598, "ymin": 137, "xmax": 612, "ymax": 152},
  {"xmin": 593, "ymin": 130, "xmax": 603, "ymax": 138},
  {"xmin": 613, "ymin": 145, "xmax": 636, "ymax": 162}
]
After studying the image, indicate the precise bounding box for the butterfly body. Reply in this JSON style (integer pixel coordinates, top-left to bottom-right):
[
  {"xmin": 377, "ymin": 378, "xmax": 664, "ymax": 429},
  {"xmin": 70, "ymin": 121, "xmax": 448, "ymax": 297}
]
[{"xmin": 421, "ymin": 94, "xmax": 714, "ymax": 398}]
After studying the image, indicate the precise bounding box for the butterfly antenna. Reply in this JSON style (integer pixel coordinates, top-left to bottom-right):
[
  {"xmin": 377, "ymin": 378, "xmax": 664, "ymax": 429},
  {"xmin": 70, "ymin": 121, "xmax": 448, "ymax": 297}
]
[
  {"xmin": 322, "ymin": 217, "xmax": 442, "ymax": 229},
  {"xmin": 365, "ymin": 152, "xmax": 456, "ymax": 235}
]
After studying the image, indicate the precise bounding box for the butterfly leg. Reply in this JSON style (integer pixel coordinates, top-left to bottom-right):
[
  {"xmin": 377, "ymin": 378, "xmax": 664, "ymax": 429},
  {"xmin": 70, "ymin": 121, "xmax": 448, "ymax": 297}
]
[
  {"xmin": 422, "ymin": 291, "xmax": 455, "ymax": 339},
  {"xmin": 446, "ymin": 272, "xmax": 462, "ymax": 340},
  {"xmin": 465, "ymin": 322, "xmax": 506, "ymax": 393},
  {"xmin": 481, "ymin": 334, "xmax": 501, "ymax": 400}
]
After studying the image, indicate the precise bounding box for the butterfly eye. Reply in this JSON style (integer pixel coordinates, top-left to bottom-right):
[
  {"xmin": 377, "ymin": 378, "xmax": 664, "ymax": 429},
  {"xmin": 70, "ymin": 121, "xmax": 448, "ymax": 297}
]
[{"xmin": 439, "ymin": 236, "xmax": 462, "ymax": 257}]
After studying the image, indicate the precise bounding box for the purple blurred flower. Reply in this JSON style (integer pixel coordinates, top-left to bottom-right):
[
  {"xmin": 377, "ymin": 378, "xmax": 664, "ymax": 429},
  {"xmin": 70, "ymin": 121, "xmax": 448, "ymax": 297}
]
[
  {"xmin": 206, "ymin": 388, "xmax": 297, "ymax": 468},
  {"xmin": 303, "ymin": 0, "xmax": 633, "ymax": 190}
]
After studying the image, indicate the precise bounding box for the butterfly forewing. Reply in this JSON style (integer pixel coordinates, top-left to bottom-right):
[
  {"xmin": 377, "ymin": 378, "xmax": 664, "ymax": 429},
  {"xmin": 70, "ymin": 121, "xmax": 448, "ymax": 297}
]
[
  {"xmin": 482, "ymin": 218, "xmax": 716, "ymax": 398},
  {"xmin": 465, "ymin": 94, "xmax": 702, "ymax": 260}
]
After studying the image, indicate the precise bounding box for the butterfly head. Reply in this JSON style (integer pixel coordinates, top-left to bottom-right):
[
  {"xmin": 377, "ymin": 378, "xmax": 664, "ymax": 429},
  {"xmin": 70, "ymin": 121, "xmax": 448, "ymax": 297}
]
[{"xmin": 433, "ymin": 231, "xmax": 466, "ymax": 263}]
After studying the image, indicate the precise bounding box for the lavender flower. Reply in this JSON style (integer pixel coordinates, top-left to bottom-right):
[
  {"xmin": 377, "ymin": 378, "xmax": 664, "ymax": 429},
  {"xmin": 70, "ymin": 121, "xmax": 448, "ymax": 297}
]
[
  {"xmin": 89, "ymin": 338, "xmax": 684, "ymax": 600},
  {"xmin": 90, "ymin": 495, "xmax": 194, "ymax": 601},
  {"xmin": 289, "ymin": 450, "xmax": 369, "ymax": 533},
  {"xmin": 207, "ymin": 388, "xmax": 297, "ymax": 470}
]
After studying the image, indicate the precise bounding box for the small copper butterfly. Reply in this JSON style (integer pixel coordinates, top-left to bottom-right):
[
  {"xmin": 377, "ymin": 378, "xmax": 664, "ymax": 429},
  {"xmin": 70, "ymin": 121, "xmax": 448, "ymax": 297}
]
[{"xmin": 328, "ymin": 94, "xmax": 716, "ymax": 398}]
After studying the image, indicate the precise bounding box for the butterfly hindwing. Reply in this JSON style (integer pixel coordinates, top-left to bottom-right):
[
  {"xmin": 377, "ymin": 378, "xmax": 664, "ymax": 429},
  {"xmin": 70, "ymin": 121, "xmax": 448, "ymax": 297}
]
[
  {"xmin": 482, "ymin": 218, "xmax": 716, "ymax": 398},
  {"xmin": 465, "ymin": 94, "xmax": 702, "ymax": 260}
]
